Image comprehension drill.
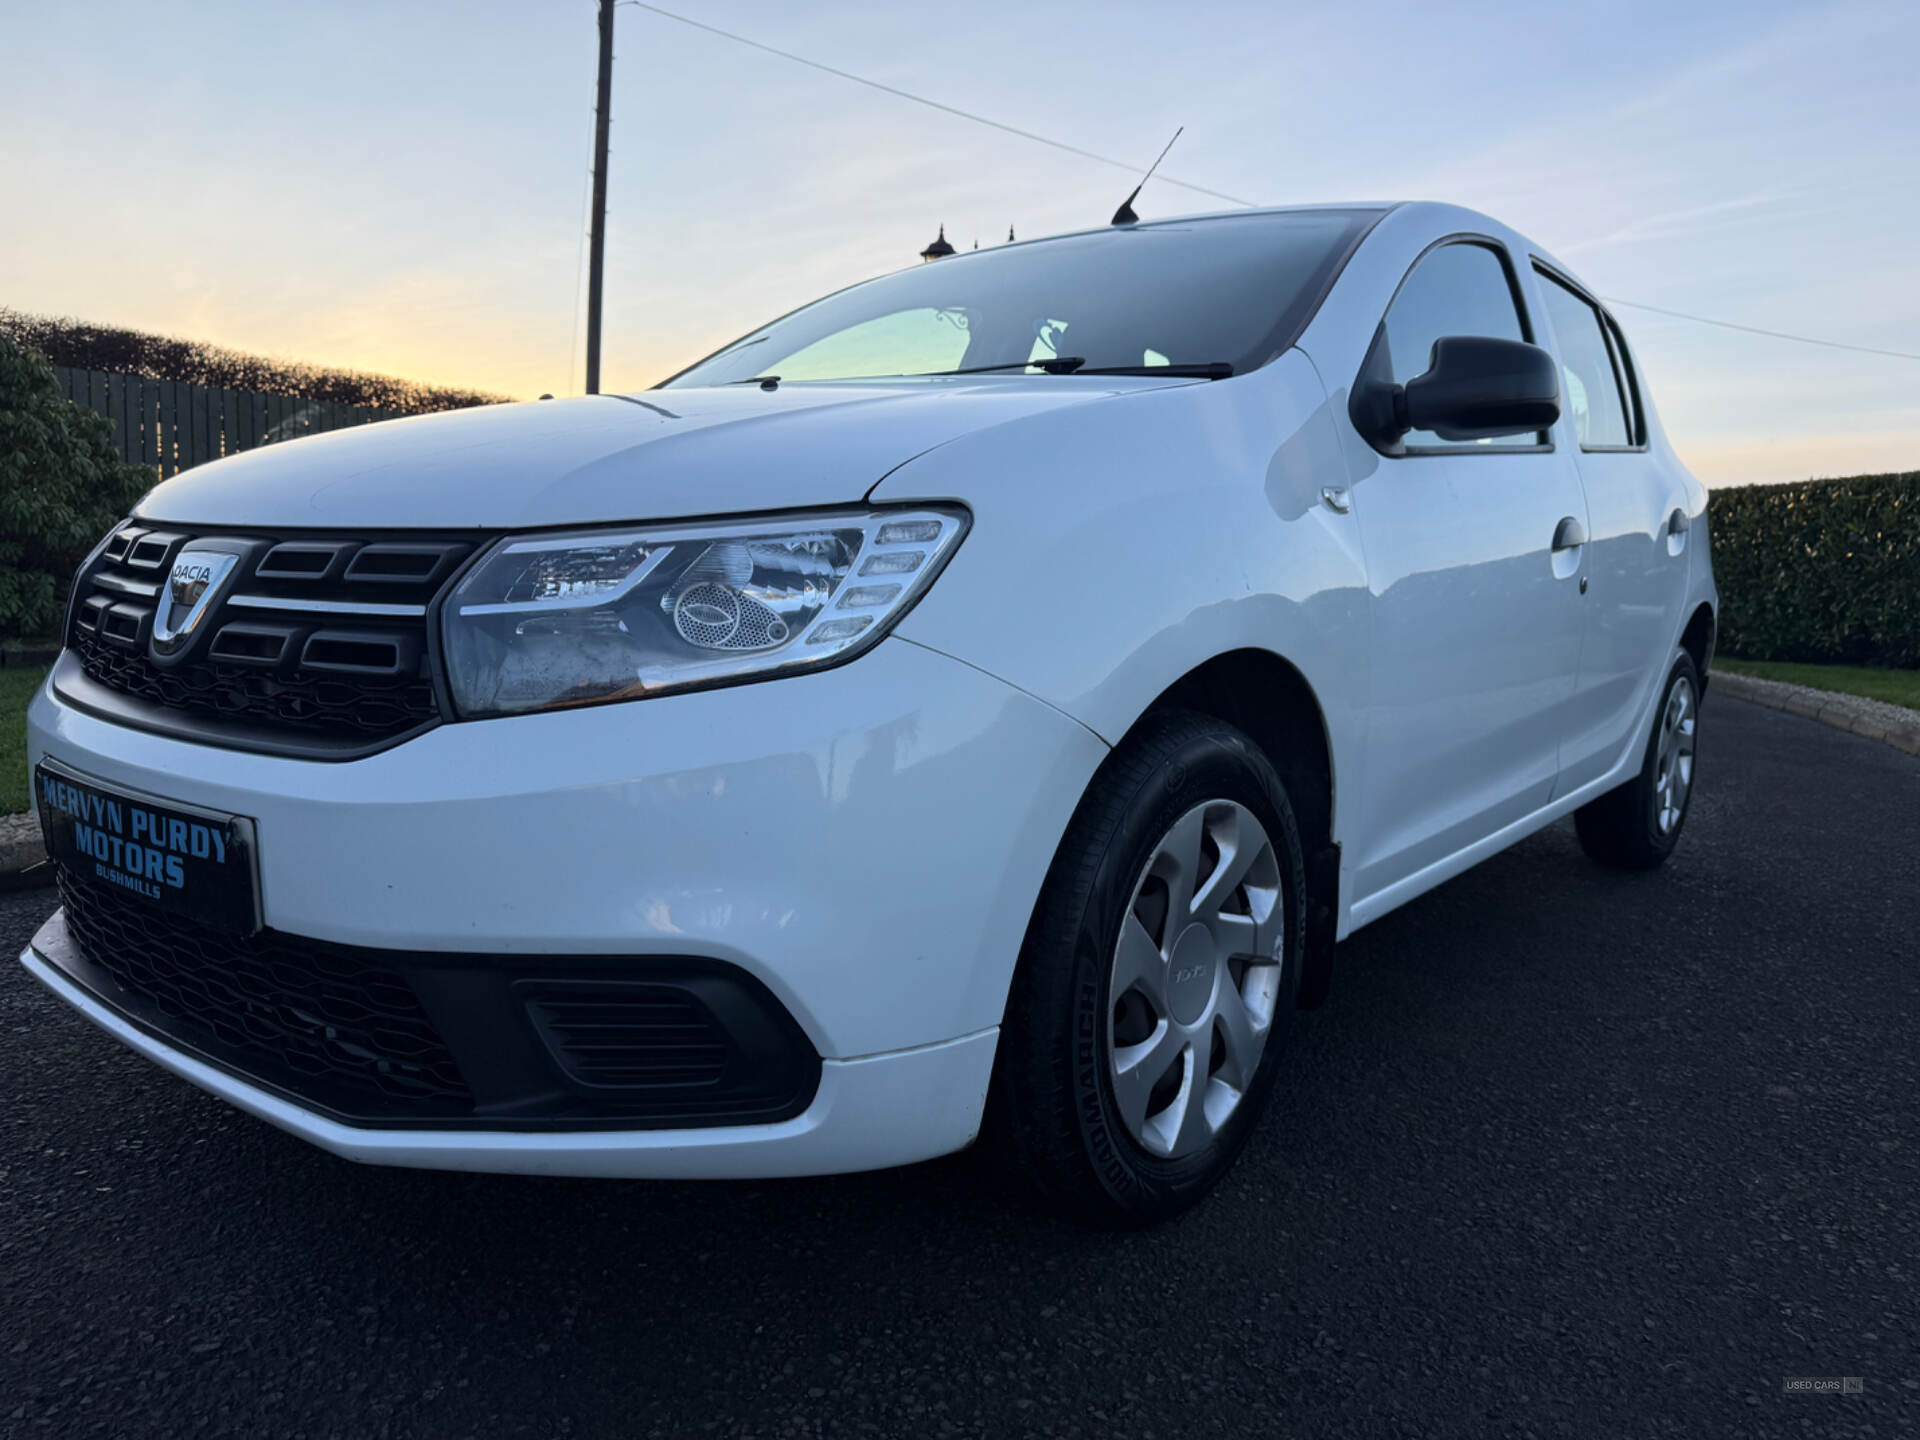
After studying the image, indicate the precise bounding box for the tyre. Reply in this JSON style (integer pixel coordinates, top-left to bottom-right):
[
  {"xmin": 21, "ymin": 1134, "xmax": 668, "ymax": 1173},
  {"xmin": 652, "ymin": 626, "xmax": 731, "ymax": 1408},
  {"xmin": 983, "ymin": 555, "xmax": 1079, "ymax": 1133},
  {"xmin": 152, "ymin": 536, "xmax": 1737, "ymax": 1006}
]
[
  {"xmin": 1574, "ymin": 649, "xmax": 1701, "ymax": 870},
  {"xmin": 991, "ymin": 711, "xmax": 1306, "ymax": 1227}
]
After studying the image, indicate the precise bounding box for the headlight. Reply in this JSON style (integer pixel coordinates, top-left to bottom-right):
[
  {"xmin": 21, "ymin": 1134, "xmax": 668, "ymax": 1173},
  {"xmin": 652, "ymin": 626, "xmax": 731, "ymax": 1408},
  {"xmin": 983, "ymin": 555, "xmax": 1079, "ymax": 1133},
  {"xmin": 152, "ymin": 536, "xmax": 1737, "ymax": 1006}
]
[{"xmin": 442, "ymin": 506, "xmax": 967, "ymax": 718}]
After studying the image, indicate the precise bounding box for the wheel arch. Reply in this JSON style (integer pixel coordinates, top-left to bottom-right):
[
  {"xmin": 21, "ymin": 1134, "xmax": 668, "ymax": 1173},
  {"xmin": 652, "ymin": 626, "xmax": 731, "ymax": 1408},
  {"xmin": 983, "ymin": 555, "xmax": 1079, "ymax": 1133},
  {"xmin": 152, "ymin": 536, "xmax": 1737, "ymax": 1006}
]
[
  {"xmin": 1121, "ymin": 648, "xmax": 1343, "ymax": 1009},
  {"xmin": 1680, "ymin": 601, "xmax": 1716, "ymax": 690}
]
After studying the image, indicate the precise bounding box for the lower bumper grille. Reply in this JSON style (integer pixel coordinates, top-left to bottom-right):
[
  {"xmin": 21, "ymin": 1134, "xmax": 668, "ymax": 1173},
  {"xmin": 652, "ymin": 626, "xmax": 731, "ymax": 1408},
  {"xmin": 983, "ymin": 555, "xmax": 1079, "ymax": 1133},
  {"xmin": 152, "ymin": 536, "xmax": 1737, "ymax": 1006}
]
[
  {"xmin": 47, "ymin": 866, "xmax": 821, "ymax": 1129},
  {"xmin": 57, "ymin": 867, "xmax": 472, "ymax": 1115}
]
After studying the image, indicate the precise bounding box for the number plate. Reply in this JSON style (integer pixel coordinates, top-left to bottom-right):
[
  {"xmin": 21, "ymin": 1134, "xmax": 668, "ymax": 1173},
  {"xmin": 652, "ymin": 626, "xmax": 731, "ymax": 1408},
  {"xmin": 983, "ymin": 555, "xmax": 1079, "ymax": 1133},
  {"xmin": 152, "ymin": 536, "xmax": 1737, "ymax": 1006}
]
[{"xmin": 34, "ymin": 760, "xmax": 261, "ymax": 935}]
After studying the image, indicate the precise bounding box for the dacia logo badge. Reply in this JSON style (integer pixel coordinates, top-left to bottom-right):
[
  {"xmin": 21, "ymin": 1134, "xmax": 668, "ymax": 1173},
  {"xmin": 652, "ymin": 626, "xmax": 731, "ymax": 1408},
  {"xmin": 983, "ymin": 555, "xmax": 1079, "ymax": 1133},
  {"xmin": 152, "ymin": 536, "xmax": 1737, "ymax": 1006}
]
[{"xmin": 152, "ymin": 547, "xmax": 241, "ymax": 656}]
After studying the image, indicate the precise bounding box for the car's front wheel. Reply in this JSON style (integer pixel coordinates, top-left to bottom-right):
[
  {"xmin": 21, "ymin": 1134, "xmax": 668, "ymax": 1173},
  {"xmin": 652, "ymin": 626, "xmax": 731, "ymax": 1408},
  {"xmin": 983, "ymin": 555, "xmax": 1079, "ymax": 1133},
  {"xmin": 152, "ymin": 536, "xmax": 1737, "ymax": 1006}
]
[{"xmin": 991, "ymin": 712, "xmax": 1305, "ymax": 1226}]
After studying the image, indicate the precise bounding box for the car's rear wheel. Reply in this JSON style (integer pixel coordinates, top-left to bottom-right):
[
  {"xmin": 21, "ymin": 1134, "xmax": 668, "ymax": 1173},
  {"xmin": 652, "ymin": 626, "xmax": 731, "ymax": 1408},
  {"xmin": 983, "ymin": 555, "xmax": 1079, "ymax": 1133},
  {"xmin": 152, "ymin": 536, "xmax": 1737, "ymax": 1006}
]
[
  {"xmin": 990, "ymin": 711, "xmax": 1305, "ymax": 1227},
  {"xmin": 1575, "ymin": 650, "xmax": 1701, "ymax": 870}
]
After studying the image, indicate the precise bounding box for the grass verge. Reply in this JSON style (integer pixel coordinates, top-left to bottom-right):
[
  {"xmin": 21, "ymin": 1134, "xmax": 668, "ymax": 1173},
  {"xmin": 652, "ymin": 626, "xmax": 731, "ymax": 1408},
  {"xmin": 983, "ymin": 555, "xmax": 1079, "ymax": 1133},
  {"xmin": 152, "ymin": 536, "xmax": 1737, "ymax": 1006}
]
[
  {"xmin": 2, "ymin": 666, "xmax": 49, "ymax": 814},
  {"xmin": 1714, "ymin": 658, "xmax": 1920, "ymax": 712}
]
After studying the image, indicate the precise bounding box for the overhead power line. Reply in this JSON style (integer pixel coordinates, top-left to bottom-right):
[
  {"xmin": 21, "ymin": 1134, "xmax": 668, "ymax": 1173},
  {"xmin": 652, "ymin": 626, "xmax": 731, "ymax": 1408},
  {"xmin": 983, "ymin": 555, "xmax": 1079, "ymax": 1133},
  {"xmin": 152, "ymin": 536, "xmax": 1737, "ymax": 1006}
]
[
  {"xmin": 618, "ymin": 1, "xmax": 1255, "ymax": 209},
  {"xmin": 1601, "ymin": 298, "xmax": 1920, "ymax": 363},
  {"xmin": 621, "ymin": 1, "xmax": 1918, "ymax": 365}
]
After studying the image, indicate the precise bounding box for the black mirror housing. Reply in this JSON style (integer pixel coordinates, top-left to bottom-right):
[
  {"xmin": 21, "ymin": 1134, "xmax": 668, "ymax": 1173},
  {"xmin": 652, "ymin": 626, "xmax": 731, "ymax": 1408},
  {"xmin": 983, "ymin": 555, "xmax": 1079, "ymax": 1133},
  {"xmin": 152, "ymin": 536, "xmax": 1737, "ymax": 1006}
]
[{"xmin": 1399, "ymin": 336, "xmax": 1560, "ymax": 442}]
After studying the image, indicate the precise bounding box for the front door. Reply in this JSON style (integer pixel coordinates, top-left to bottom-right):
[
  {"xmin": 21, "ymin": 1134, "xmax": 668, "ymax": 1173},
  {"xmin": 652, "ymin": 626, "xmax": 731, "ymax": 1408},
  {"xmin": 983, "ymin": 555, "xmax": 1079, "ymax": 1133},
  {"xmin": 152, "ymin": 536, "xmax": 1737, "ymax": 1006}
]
[{"xmin": 1346, "ymin": 239, "xmax": 1590, "ymax": 906}]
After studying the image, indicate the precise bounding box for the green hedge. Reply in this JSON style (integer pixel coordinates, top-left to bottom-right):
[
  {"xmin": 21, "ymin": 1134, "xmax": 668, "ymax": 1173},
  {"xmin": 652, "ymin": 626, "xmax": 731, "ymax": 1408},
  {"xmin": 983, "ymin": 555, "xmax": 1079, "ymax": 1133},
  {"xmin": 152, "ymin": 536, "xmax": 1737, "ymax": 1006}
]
[
  {"xmin": 1711, "ymin": 471, "xmax": 1919, "ymax": 669},
  {"xmin": 0, "ymin": 309, "xmax": 507, "ymax": 416},
  {"xmin": 0, "ymin": 334, "xmax": 154, "ymax": 640}
]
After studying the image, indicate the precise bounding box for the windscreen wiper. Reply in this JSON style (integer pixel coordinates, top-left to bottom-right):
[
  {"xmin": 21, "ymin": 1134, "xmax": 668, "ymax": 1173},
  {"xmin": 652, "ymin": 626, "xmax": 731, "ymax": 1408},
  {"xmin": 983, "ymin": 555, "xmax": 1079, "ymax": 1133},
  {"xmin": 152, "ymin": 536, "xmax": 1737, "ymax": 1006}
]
[
  {"xmin": 919, "ymin": 359, "xmax": 1233, "ymax": 380},
  {"xmin": 922, "ymin": 357, "xmax": 1090, "ymax": 376},
  {"xmin": 1074, "ymin": 362, "xmax": 1234, "ymax": 379}
]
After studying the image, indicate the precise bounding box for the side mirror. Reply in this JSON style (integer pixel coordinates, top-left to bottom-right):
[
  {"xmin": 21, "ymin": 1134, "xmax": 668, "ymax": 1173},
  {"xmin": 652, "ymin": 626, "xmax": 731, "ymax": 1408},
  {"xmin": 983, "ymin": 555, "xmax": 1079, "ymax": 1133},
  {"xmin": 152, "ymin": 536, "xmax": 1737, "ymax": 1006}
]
[
  {"xmin": 1400, "ymin": 336, "xmax": 1560, "ymax": 442},
  {"xmin": 1351, "ymin": 334, "xmax": 1560, "ymax": 447}
]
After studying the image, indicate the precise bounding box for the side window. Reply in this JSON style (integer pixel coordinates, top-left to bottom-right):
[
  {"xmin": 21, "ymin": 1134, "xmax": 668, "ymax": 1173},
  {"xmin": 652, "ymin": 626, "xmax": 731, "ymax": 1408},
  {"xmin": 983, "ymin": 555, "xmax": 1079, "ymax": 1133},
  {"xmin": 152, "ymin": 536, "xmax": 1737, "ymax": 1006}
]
[
  {"xmin": 1381, "ymin": 242, "xmax": 1532, "ymax": 448},
  {"xmin": 1536, "ymin": 272, "xmax": 1633, "ymax": 447},
  {"xmin": 1602, "ymin": 315, "xmax": 1644, "ymax": 444}
]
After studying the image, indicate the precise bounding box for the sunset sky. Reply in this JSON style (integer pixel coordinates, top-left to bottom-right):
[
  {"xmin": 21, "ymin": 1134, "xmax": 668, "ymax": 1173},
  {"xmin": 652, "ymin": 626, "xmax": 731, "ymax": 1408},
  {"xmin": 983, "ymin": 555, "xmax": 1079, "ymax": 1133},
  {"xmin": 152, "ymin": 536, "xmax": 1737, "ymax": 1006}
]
[{"xmin": 3, "ymin": 0, "xmax": 1916, "ymax": 485}]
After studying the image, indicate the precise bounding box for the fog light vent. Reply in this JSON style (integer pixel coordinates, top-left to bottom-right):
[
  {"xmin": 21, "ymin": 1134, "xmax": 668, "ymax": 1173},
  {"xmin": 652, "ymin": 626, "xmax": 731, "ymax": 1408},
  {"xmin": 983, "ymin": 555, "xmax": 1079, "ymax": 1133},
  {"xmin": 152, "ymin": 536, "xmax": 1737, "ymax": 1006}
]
[{"xmin": 524, "ymin": 986, "xmax": 731, "ymax": 1089}]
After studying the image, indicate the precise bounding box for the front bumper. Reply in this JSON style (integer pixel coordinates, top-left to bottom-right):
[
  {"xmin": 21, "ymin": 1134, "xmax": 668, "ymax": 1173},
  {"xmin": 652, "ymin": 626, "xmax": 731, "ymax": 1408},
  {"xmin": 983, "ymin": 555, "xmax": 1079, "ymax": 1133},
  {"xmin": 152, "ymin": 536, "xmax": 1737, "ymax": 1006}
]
[
  {"xmin": 22, "ymin": 637, "xmax": 1108, "ymax": 1175},
  {"xmin": 21, "ymin": 935, "xmax": 1001, "ymax": 1177}
]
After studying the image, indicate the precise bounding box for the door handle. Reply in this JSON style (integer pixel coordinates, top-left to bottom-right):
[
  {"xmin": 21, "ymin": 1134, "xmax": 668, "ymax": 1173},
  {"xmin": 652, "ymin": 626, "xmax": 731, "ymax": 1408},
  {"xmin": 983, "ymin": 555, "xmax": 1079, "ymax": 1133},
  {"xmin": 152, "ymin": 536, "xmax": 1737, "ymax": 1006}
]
[
  {"xmin": 1551, "ymin": 516, "xmax": 1587, "ymax": 552},
  {"xmin": 1666, "ymin": 507, "xmax": 1690, "ymax": 556}
]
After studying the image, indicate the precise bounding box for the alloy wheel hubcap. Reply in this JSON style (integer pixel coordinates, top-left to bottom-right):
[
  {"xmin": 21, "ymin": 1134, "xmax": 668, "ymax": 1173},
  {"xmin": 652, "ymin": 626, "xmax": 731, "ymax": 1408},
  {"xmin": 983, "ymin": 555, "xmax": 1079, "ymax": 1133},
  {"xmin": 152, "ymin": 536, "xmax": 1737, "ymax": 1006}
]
[
  {"xmin": 1654, "ymin": 674, "xmax": 1697, "ymax": 834},
  {"xmin": 1106, "ymin": 799, "xmax": 1284, "ymax": 1159}
]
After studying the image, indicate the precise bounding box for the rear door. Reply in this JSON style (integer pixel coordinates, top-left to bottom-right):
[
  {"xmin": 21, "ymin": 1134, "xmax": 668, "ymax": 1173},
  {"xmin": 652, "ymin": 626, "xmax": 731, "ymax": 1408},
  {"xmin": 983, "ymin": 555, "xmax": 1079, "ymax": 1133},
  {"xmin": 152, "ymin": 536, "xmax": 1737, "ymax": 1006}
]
[
  {"xmin": 1347, "ymin": 239, "xmax": 1591, "ymax": 905},
  {"xmin": 1531, "ymin": 267, "xmax": 1691, "ymax": 794}
]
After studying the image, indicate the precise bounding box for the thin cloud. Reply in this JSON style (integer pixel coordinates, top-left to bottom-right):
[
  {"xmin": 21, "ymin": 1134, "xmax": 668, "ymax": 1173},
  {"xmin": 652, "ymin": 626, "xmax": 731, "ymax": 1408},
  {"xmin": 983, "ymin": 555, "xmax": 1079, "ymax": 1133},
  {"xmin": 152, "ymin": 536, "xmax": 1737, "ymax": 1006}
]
[{"xmin": 1557, "ymin": 190, "xmax": 1808, "ymax": 258}]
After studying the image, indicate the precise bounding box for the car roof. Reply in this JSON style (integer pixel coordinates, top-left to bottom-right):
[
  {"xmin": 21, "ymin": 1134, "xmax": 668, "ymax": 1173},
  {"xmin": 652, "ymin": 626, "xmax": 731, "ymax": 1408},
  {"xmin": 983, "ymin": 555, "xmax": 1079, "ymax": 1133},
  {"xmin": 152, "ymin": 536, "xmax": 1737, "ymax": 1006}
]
[
  {"xmin": 964, "ymin": 201, "xmax": 1576, "ymax": 270},
  {"xmin": 933, "ymin": 202, "xmax": 1402, "ymax": 262},
  {"xmin": 1109, "ymin": 202, "xmax": 1578, "ymax": 296}
]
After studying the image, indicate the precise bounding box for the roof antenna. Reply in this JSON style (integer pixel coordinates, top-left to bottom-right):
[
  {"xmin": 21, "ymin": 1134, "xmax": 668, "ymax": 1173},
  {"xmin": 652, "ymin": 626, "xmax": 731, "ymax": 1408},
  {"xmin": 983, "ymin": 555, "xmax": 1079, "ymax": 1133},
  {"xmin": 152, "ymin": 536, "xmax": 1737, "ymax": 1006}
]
[{"xmin": 1111, "ymin": 127, "xmax": 1183, "ymax": 226}]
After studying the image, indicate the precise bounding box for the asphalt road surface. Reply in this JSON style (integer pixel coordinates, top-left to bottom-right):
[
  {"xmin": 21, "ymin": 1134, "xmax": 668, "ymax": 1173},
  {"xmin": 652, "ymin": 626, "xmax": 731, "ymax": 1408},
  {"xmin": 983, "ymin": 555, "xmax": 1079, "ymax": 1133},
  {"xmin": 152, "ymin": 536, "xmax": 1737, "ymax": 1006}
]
[{"xmin": 3, "ymin": 694, "xmax": 1915, "ymax": 1439}]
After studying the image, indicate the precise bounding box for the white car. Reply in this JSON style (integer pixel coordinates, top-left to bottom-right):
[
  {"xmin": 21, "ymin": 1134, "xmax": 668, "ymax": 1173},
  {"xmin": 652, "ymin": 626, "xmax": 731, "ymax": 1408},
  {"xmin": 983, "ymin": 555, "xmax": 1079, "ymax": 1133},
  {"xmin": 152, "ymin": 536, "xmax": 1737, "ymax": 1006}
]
[{"xmin": 22, "ymin": 202, "xmax": 1716, "ymax": 1224}]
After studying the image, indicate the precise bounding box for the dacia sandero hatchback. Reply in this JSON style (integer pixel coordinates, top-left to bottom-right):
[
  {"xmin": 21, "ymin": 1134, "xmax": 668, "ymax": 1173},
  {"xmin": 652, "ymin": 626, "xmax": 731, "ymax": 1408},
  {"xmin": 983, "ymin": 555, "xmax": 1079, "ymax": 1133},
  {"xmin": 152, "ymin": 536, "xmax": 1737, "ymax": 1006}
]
[{"xmin": 23, "ymin": 202, "xmax": 1716, "ymax": 1224}]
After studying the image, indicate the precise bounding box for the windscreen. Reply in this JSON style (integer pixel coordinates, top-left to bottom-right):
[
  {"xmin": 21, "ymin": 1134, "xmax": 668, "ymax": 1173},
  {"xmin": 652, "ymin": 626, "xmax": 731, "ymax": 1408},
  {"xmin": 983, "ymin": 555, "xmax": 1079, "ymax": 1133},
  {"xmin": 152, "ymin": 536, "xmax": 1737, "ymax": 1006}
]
[{"xmin": 661, "ymin": 210, "xmax": 1376, "ymax": 387}]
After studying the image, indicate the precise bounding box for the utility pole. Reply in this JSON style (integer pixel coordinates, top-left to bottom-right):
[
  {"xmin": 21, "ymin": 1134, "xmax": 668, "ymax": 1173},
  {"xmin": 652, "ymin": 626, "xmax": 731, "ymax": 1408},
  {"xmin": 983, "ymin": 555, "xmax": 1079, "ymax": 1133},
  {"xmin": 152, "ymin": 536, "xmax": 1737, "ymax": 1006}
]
[{"xmin": 584, "ymin": 0, "xmax": 615, "ymax": 394}]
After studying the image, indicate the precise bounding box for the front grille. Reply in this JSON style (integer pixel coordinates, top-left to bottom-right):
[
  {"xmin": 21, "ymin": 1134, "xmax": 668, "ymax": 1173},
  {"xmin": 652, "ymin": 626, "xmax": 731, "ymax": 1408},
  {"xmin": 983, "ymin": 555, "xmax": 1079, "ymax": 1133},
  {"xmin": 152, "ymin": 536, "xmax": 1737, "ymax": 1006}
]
[
  {"xmin": 57, "ymin": 867, "xmax": 472, "ymax": 1115},
  {"xmin": 67, "ymin": 626, "xmax": 437, "ymax": 738},
  {"xmin": 64, "ymin": 523, "xmax": 478, "ymax": 752}
]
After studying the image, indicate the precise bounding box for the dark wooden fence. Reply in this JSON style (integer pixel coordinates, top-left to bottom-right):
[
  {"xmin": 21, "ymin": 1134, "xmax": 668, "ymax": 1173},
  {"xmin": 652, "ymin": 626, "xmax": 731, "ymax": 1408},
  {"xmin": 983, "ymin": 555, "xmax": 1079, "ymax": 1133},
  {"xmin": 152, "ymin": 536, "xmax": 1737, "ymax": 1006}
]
[{"xmin": 53, "ymin": 367, "xmax": 400, "ymax": 479}]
